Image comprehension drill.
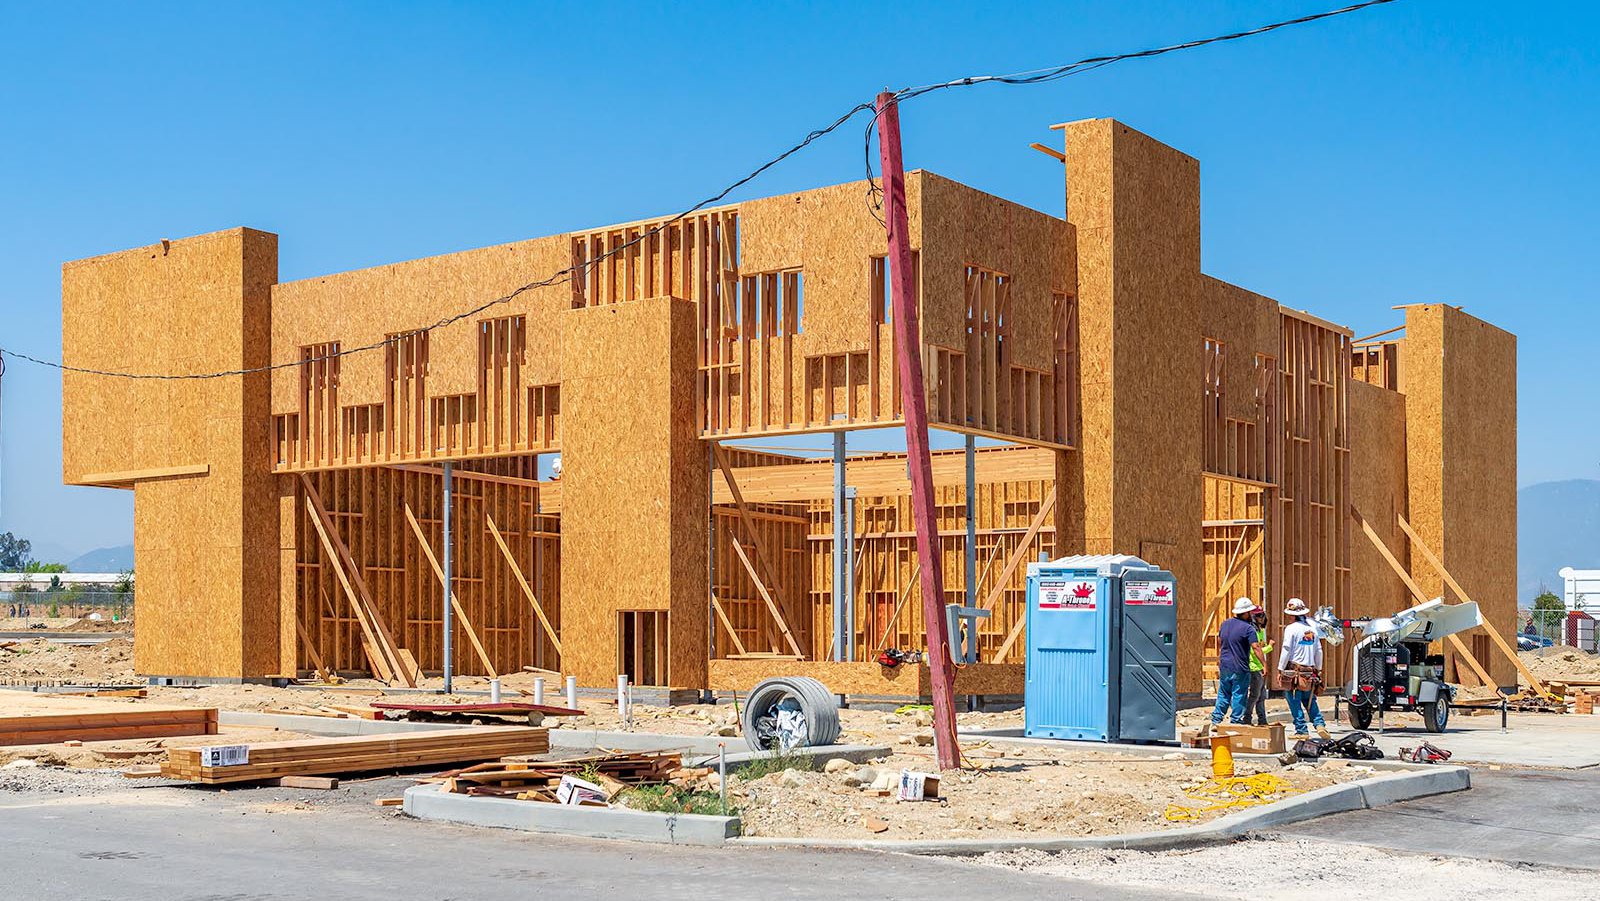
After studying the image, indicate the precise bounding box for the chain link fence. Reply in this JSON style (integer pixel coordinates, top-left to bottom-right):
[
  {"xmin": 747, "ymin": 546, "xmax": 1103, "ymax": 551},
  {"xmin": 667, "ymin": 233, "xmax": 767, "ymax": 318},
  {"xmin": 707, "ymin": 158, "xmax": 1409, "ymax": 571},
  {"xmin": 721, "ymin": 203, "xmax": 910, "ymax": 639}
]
[{"xmin": 1, "ymin": 591, "xmax": 134, "ymax": 624}]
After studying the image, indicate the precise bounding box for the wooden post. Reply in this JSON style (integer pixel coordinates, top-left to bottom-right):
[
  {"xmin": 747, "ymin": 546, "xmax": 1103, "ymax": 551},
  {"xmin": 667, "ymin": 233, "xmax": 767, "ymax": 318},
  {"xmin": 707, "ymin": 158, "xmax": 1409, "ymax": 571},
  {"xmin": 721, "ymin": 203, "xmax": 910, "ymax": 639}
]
[{"xmin": 878, "ymin": 90, "xmax": 958, "ymax": 770}]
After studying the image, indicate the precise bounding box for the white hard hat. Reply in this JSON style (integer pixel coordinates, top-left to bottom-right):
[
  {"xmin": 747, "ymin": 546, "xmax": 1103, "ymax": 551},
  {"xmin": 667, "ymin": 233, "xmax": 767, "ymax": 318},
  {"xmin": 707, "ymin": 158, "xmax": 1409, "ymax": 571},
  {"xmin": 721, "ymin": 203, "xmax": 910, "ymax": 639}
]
[
  {"xmin": 1284, "ymin": 597, "xmax": 1310, "ymax": 616},
  {"xmin": 1232, "ymin": 597, "xmax": 1257, "ymax": 616}
]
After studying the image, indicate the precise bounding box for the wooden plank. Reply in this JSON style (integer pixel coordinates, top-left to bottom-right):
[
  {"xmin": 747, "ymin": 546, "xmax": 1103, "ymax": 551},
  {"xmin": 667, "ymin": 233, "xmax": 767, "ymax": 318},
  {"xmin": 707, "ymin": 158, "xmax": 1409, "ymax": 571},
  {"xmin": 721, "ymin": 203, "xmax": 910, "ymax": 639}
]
[
  {"xmin": 710, "ymin": 590, "xmax": 749, "ymax": 656},
  {"xmin": 294, "ymin": 614, "xmax": 335, "ymax": 683},
  {"xmin": 1395, "ymin": 514, "xmax": 1546, "ymax": 696},
  {"xmin": 977, "ymin": 493, "xmax": 1056, "ymax": 610},
  {"xmin": 403, "ymin": 502, "xmax": 499, "ymax": 679},
  {"xmin": 301, "ymin": 476, "xmax": 411, "ymax": 685},
  {"xmin": 712, "ymin": 443, "xmax": 807, "ymax": 656},
  {"xmin": 724, "ymin": 525, "xmax": 804, "ymax": 658},
  {"xmin": 485, "ymin": 513, "xmax": 562, "ymax": 657},
  {"xmin": 1352, "ymin": 506, "xmax": 1494, "ymax": 688},
  {"xmin": 77, "ymin": 463, "xmax": 210, "ymax": 484}
]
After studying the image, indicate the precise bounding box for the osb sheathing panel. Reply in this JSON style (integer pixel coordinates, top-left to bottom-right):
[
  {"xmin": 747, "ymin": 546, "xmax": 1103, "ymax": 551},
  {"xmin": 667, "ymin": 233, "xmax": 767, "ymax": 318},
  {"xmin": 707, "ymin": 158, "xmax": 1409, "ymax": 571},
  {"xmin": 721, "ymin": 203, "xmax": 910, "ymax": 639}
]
[
  {"xmin": 560, "ymin": 296, "xmax": 706, "ymax": 688},
  {"xmin": 707, "ymin": 659, "xmax": 1022, "ymax": 697},
  {"xmin": 1347, "ymin": 379, "xmax": 1410, "ymax": 620},
  {"xmin": 1061, "ymin": 119, "xmax": 1205, "ymax": 694},
  {"xmin": 917, "ymin": 172, "xmax": 1073, "ymax": 369},
  {"xmin": 1198, "ymin": 276, "xmax": 1280, "ymax": 422},
  {"xmin": 270, "ymin": 234, "xmax": 573, "ymax": 412},
  {"xmin": 1401, "ymin": 304, "xmax": 1517, "ymax": 685},
  {"xmin": 737, "ymin": 178, "xmax": 907, "ymax": 357},
  {"xmin": 63, "ymin": 228, "xmax": 280, "ymax": 679}
]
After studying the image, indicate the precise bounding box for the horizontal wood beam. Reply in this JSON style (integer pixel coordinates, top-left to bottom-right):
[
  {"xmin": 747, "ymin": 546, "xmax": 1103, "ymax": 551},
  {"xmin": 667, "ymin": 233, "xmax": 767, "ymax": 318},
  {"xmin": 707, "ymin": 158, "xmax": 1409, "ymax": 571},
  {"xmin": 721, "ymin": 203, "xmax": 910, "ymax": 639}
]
[
  {"xmin": 712, "ymin": 445, "xmax": 1057, "ymax": 504},
  {"xmin": 77, "ymin": 463, "xmax": 209, "ymax": 485}
]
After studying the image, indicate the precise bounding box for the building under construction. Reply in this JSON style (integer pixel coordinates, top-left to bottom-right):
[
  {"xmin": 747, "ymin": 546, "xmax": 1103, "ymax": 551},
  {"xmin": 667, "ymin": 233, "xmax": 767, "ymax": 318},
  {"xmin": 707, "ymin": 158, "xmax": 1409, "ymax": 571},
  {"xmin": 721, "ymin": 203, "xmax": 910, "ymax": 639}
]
[{"xmin": 60, "ymin": 118, "xmax": 1517, "ymax": 699}]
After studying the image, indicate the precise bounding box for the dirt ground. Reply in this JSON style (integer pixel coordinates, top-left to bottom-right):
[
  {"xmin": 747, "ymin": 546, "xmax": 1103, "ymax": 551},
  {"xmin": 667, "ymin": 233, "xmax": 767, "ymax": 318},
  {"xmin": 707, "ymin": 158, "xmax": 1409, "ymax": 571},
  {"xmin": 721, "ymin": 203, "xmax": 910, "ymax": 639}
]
[
  {"xmin": 981, "ymin": 835, "xmax": 1594, "ymax": 901},
  {"xmin": 0, "ymin": 636, "xmax": 136, "ymax": 684},
  {"xmin": 1519, "ymin": 645, "xmax": 1600, "ymax": 681},
  {"xmin": 728, "ymin": 745, "xmax": 1368, "ymax": 839}
]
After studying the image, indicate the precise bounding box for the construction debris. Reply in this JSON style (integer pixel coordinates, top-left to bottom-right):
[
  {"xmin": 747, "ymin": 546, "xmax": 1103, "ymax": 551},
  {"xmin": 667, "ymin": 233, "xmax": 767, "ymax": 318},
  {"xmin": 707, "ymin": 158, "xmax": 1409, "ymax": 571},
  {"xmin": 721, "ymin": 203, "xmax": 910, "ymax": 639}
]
[{"xmin": 434, "ymin": 750, "xmax": 681, "ymax": 804}]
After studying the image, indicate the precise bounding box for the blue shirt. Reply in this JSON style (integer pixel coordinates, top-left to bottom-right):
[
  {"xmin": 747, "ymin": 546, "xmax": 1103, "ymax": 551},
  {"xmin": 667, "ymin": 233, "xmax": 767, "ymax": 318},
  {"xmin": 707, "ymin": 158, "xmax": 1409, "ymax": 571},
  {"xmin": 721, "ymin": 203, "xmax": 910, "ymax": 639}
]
[{"xmin": 1218, "ymin": 617, "xmax": 1256, "ymax": 675}]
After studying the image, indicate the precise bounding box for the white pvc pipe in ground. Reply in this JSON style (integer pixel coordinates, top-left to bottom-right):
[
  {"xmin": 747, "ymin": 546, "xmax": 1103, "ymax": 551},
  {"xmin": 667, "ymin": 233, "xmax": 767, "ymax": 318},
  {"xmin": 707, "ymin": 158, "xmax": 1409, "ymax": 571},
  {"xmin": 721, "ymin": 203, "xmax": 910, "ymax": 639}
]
[
  {"xmin": 489, "ymin": 678, "xmax": 502, "ymax": 704},
  {"xmin": 565, "ymin": 675, "xmax": 577, "ymax": 710},
  {"xmin": 533, "ymin": 677, "xmax": 545, "ymax": 706},
  {"xmin": 617, "ymin": 674, "xmax": 630, "ymax": 724}
]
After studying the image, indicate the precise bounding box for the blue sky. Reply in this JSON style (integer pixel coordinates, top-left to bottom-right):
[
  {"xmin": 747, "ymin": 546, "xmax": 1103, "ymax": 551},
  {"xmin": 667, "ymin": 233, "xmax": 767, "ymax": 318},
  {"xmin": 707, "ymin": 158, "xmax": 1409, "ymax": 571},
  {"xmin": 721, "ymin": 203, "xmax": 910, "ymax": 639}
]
[{"xmin": 1, "ymin": 0, "xmax": 1595, "ymax": 563}]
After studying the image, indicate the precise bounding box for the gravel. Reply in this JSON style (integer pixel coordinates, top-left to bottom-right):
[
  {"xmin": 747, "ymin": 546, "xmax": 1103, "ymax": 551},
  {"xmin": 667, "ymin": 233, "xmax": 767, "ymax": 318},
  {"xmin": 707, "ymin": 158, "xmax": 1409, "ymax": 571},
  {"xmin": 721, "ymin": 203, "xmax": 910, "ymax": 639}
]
[{"xmin": 979, "ymin": 835, "xmax": 1594, "ymax": 901}]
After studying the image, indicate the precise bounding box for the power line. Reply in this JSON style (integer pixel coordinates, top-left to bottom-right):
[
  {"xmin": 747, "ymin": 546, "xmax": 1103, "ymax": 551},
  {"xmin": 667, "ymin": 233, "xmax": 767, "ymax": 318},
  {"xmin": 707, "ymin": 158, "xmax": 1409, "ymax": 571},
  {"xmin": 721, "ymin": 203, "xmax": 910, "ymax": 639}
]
[
  {"xmin": 0, "ymin": 0, "xmax": 1400, "ymax": 381},
  {"xmin": 863, "ymin": 0, "xmax": 1398, "ymax": 209}
]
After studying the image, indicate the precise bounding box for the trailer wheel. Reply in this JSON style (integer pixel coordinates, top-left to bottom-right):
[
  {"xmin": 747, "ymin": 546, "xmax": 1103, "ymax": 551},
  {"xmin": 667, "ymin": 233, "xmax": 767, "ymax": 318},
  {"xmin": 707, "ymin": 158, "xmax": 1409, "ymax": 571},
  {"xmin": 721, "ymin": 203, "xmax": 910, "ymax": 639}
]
[
  {"xmin": 1348, "ymin": 704, "xmax": 1373, "ymax": 731},
  {"xmin": 1422, "ymin": 698, "xmax": 1449, "ymax": 733}
]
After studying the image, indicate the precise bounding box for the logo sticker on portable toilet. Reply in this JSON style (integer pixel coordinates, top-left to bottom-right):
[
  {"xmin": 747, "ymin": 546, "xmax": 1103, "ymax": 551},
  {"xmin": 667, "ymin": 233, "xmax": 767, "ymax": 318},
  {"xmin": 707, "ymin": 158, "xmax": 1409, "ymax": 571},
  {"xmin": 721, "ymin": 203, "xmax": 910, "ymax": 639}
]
[
  {"xmin": 1125, "ymin": 581, "xmax": 1174, "ymax": 606},
  {"xmin": 1060, "ymin": 582, "xmax": 1096, "ymax": 610}
]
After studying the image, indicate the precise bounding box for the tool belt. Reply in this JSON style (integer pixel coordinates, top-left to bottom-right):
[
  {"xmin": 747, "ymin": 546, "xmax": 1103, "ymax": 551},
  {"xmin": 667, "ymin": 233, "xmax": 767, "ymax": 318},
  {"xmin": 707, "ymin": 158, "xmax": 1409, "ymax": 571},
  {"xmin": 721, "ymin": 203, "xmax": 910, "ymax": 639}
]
[{"xmin": 1282, "ymin": 663, "xmax": 1322, "ymax": 692}]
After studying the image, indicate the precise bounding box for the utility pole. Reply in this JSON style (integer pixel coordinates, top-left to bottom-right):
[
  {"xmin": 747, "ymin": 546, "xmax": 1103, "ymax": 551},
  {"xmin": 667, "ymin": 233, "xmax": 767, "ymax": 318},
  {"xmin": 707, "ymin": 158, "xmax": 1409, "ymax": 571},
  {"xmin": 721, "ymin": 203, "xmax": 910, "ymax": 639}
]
[{"xmin": 876, "ymin": 89, "xmax": 959, "ymax": 770}]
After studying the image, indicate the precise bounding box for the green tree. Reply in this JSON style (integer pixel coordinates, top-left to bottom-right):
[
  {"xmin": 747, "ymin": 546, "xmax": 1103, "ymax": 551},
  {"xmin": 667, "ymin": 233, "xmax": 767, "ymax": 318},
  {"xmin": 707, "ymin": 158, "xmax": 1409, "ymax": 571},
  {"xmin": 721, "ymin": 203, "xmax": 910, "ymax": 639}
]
[
  {"xmin": 23, "ymin": 561, "xmax": 67, "ymax": 574},
  {"xmin": 1532, "ymin": 589, "xmax": 1566, "ymax": 636},
  {"xmin": 0, "ymin": 532, "xmax": 31, "ymax": 571}
]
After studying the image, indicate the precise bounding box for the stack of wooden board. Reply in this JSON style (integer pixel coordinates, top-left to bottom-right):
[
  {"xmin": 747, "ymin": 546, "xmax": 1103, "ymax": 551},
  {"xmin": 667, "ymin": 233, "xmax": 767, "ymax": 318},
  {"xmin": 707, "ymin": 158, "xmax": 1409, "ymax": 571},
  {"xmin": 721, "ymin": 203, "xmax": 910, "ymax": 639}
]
[
  {"xmin": 160, "ymin": 726, "xmax": 548, "ymax": 784},
  {"xmin": 0, "ymin": 693, "xmax": 216, "ymax": 746}
]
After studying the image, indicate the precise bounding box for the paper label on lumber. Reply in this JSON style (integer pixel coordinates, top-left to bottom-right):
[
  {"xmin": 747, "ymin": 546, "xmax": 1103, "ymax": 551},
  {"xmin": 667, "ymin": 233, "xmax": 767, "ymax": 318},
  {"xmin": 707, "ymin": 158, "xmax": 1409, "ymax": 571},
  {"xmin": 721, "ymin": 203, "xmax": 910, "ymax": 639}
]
[
  {"xmin": 1124, "ymin": 580, "xmax": 1173, "ymax": 606},
  {"xmin": 1039, "ymin": 580, "xmax": 1095, "ymax": 611},
  {"xmin": 199, "ymin": 745, "xmax": 249, "ymax": 767}
]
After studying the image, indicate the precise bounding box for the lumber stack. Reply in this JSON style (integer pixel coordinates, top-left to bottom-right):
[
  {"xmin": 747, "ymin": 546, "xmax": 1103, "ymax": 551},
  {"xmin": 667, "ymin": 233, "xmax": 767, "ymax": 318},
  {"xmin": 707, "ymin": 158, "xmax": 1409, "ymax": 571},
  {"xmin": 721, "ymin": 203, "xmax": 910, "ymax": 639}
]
[
  {"xmin": 160, "ymin": 726, "xmax": 549, "ymax": 784},
  {"xmin": 0, "ymin": 693, "xmax": 217, "ymax": 746}
]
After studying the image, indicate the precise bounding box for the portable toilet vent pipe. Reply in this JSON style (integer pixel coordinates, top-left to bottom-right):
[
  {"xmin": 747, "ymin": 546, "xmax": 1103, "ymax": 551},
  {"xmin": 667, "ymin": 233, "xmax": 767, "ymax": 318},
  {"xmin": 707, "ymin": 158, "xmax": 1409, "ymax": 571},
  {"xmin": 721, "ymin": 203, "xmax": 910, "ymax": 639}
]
[{"xmin": 1024, "ymin": 555, "xmax": 1178, "ymax": 742}]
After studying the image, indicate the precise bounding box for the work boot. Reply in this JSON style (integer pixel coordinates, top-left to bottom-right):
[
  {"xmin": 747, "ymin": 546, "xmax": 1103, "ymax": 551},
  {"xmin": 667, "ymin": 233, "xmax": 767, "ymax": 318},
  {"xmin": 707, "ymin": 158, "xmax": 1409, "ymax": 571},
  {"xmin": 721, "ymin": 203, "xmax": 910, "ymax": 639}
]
[
  {"xmin": 1316, "ymin": 725, "xmax": 1331, "ymax": 740},
  {"xmin": 1291, "ymin": 732, "xmax": 1311, "ymax": 741}
]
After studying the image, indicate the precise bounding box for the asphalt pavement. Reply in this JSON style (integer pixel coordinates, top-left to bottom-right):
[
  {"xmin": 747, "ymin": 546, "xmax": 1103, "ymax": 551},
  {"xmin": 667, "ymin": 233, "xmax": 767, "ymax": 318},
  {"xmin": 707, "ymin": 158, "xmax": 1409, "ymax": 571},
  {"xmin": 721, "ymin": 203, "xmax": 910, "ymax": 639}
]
[
  {"xmin": 0, "ymin": 777, "xmax": 1184, "ymax": 901},
  {"xmin": 1275, "ymin": 766, "xmax": 1600, "ymax": 870}
]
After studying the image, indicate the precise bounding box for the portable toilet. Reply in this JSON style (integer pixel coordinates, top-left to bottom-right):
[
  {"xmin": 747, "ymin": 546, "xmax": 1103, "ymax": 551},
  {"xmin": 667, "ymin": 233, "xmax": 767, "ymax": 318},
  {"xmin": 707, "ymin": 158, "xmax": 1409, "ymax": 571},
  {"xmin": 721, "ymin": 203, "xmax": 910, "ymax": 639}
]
[{"xmin": 1024, "ymin": 555, "xmax": 1177, "ymax": 742}]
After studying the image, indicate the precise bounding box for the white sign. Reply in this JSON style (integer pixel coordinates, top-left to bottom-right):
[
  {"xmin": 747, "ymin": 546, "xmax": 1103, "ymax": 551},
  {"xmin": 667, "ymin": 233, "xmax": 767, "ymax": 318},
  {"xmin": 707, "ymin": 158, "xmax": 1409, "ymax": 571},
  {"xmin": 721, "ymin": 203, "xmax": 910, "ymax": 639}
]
[
  {"xmin": 1040, "ymin": 579, "xmax": 1096, "ymax": 610},
  {"xmin": 1125, "ymin": 580, "xmax": 1174, "ymax": 606},
  {"xmin": 199, "ymin": 745, "xmax": 249, "ymax": 767}
]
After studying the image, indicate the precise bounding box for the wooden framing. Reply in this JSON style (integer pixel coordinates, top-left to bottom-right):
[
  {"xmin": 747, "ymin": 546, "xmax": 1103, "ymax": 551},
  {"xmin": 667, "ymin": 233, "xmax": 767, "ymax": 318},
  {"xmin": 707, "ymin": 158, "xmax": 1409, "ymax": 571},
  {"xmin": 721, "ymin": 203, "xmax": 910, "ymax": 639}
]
[{"xmin": 61, "ymin": 119, "xmax": 1514, "ymax": 698}]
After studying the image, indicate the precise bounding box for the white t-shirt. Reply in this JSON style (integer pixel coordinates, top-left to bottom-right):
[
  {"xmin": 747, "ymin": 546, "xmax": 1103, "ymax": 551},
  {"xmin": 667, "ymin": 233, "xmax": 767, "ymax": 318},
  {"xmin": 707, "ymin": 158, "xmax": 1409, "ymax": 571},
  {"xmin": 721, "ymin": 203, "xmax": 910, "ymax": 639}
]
[{"xmin": 1278, "ymin": 618, "xmax": 1323, "ymax": 670}]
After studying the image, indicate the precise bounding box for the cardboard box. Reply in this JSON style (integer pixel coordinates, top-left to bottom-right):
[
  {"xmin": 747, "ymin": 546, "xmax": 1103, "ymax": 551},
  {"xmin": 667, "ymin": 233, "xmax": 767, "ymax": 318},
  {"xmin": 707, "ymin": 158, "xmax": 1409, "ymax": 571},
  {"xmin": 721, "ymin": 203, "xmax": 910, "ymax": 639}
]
[
  {"xmin": 1221, "ymin": 723, "xmax": 1286, "ymax": 754},
  {"xmin": 896, "ymin": 770, "xmax": 940, "ymax": 801},
  {"xmin": 1178, "ymin": 723, "xmax": 1285, "ymax": 754}
]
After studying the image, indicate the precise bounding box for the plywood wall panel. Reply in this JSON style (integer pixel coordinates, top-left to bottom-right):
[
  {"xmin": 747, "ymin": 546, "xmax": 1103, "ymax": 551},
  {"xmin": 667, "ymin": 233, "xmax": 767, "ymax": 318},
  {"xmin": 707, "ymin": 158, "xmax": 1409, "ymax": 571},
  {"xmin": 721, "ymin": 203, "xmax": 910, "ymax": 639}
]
[{"xmin": 560, "ymin": 296, "xmax": 706, "ymax": 687}]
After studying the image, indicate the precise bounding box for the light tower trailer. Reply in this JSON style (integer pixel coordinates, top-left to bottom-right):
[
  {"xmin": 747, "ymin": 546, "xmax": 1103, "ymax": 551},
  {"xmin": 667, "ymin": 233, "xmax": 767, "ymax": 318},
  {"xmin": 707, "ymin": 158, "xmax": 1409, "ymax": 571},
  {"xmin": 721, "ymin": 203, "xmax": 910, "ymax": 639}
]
[{"xmin": 1325, "ymin": 598, "xmax": 1484, "ymax": 733}]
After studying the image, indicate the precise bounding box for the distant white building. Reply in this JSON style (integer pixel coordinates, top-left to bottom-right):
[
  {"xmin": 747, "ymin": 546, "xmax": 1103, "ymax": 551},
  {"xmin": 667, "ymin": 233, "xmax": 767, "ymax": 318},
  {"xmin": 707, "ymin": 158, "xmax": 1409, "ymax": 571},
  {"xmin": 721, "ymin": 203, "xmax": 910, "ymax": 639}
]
[
  {"xmin": 1558, "ymin": 567, "xmax": 1600, "ymax": 613},
  {"xmin": 0, "ymin": 572, "xmax": 127, "ymax": 591}
]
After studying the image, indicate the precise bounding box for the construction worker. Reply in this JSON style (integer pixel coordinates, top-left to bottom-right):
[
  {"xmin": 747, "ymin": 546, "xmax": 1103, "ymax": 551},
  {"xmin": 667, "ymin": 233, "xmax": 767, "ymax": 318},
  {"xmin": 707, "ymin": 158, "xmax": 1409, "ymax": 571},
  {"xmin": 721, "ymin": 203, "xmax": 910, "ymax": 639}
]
[
  {"xmin": 1244, "ymin": 606, "xmax": 1274, "ymax": 726},
  {"xmin": 1210, "ymin": 597, "xmax": 1258, "ymax": 727},
  {"xmin": 1278, "ymin": 597, "xmax": 1332, "ymax": 740}
]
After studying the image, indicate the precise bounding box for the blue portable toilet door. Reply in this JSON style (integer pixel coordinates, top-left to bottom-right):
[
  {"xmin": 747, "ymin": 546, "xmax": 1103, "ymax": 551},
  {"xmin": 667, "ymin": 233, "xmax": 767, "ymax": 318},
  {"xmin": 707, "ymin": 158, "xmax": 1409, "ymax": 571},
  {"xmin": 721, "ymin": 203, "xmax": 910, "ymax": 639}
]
[
  {"xmin": 1116, "ymin": 574, "xmax": 1178, "ymax": 742},
  {"xmin": 1024, "ymin": 569, "xmax": 1111, "ymax": 741}
]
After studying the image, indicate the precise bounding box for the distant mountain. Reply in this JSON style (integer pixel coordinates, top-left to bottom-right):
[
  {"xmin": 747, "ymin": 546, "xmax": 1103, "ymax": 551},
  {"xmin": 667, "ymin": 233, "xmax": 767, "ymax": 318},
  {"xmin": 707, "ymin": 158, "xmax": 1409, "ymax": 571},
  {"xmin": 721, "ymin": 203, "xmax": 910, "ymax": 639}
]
[
  {"xmin": 67, "ymin": 544, "xmax": 134, "ymax": 573},
  {"xmin": 1519, "ymin": 479, "xmax": 1600, "ymax": 604}
]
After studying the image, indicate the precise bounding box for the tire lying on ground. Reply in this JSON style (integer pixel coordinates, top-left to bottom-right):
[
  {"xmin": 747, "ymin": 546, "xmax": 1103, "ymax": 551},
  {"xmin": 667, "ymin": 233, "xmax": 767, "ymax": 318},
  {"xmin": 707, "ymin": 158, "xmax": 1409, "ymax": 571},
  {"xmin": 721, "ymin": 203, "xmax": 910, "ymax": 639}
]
[{"xmin": 741, "ymin": 676, "xmax": 841, "ymax": 752}]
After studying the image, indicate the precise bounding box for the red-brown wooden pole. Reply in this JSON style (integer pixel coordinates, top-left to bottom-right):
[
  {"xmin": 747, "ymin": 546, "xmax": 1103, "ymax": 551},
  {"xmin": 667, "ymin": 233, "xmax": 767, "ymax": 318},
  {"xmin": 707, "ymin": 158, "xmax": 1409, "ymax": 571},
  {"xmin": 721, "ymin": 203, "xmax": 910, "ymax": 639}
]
[{"xmin": 876, "ymin": 90, "xmax": 959, "ymax": 770}]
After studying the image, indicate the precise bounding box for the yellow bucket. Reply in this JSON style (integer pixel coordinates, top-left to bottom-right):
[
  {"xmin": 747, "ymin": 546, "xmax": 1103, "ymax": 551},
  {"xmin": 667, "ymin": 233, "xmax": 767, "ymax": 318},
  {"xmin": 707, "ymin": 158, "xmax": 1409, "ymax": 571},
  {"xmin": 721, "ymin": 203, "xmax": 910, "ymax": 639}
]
[{"xmin": 1210, "ymin": 733, "xmax": 1236, "ymax": 778}]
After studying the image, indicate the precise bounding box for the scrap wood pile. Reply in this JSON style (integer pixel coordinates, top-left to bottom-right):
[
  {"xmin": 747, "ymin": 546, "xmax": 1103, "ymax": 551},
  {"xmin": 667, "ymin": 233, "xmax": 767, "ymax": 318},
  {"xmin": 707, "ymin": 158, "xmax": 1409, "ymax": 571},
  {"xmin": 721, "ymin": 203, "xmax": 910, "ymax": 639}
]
[
  {"xmin": 433, "ymin": 750, "xmax": 694, "ymax": 805},
  {"xmin": 156, "ymin": 726, "xmax": 549, "ymax": 784}
]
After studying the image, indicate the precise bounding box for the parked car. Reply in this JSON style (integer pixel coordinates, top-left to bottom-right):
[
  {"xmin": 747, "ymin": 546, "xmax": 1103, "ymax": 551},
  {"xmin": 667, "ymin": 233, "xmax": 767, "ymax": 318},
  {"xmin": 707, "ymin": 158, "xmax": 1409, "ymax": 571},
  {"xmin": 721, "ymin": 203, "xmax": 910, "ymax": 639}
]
[{"xmin": 1518, "ymin": 633, "xmax": 1555, "ymax": 651}]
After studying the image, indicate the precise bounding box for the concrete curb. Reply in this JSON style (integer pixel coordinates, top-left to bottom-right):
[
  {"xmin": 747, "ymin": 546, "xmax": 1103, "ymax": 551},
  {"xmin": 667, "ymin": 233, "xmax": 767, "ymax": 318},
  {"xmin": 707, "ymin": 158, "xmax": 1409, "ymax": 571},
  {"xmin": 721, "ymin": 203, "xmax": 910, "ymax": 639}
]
[
  {"xmin": 402, "ymin": 783, "xmax": 742, "ymax": 846},
  {"xmin": 727, "ymin": 765, "xmax": 1470, "ymax": 856}
]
